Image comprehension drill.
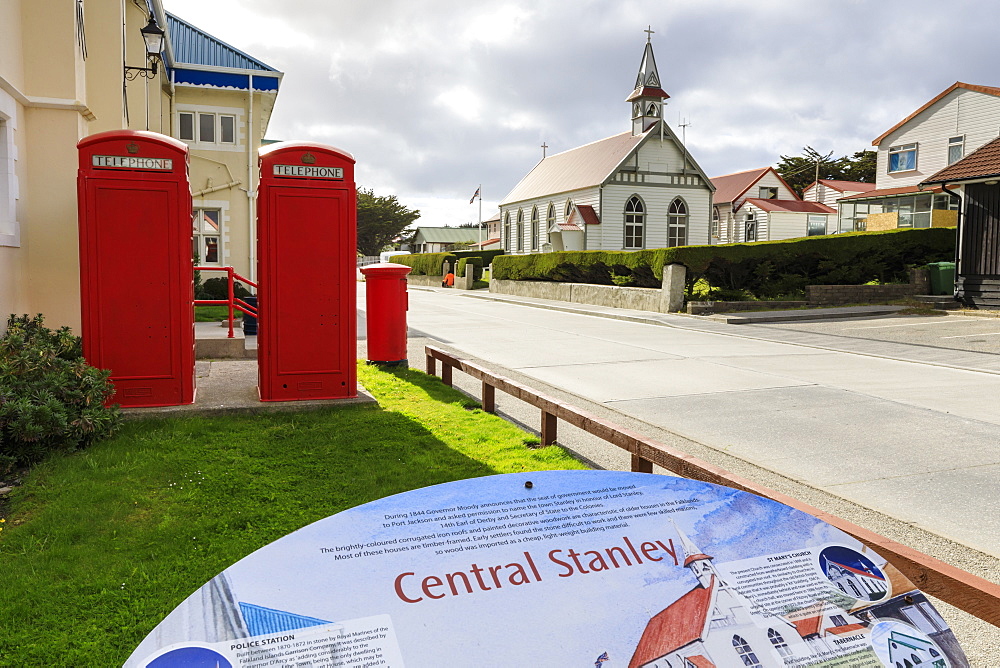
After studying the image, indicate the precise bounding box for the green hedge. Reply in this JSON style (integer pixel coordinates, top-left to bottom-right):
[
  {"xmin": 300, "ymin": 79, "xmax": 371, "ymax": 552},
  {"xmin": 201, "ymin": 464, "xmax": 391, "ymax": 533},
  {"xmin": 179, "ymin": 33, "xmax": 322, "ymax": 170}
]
[
  {"xmin": 491, "ymin": 228, "xmax": 956, "ymax": 299},
  {"xmin": 388, "ymin": 252, "xmax": 455, "ymax": 276},
  {"xmin": 456, "ymin": 257, "xmax": 484, "ymax": 280},
  {"xmin": 453, "ymin": 249, "xmax": 505, "ymax": 265}
]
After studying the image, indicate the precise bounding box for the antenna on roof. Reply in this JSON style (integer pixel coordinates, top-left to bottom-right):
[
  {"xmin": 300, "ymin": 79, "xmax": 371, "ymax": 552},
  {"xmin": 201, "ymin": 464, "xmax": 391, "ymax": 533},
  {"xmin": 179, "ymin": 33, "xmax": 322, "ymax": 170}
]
[{"xmin": 679, "ymin": 117, "xmax": 691, "ymax": 174}]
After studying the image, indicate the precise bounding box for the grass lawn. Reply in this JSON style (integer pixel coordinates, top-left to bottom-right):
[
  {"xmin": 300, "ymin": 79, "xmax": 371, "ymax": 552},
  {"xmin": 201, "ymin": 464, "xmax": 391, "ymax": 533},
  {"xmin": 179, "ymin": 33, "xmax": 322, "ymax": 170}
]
[
  {"xmin": 0, "ymin": 363, "xmax": 586, "ymax": 665},
  {"xmin": 194, "ymin": 305, "xmax": 241, "ymax": 322}
]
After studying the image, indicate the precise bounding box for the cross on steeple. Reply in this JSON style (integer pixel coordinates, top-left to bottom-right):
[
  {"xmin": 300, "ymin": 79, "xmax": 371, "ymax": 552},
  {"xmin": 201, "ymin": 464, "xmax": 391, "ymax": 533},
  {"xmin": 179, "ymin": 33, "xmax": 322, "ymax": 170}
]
[
  {"xmin": 541, "ymin": 141, "xmax": 549, "ymax": 158},
  {"xmin": 644, "ymin": 25, "xmax": 654, "ymax": 42}
]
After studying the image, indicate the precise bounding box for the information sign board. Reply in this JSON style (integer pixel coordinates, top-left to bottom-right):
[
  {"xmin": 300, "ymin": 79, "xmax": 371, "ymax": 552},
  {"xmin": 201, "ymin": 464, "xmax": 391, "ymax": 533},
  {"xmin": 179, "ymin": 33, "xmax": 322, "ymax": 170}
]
[{"xmin": 125, "ymin": 471, "xmax": 968, "ymax": 667}]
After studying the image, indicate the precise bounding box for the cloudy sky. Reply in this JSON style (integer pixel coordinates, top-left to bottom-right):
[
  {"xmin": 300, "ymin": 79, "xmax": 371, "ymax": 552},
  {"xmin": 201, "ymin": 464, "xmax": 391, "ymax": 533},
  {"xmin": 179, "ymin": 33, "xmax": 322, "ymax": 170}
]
[{"xmin": 164, "ymin": 0, "xmax": 1000, "ymax": 226}]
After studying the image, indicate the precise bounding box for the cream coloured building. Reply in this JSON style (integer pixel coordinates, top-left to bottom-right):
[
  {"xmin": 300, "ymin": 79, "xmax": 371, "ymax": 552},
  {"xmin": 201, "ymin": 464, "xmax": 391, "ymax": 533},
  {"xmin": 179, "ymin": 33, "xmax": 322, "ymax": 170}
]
[{"xmin": 0, "ymin": 0, "xmax": 281, "ymax": 332}]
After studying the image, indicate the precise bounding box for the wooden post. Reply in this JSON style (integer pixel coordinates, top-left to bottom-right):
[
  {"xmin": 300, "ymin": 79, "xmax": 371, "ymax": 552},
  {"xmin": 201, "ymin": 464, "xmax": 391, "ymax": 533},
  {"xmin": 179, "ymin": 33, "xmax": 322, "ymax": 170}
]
[
  {"xmin": 482, "ymin": 382, "xmax": 495, "ymax": 413},
  {"xmin": 442, "ymin": 363, "xmax": 452, "ymax": 387},
  {"xmin": 426, "ymin": 353, "xmax": 435, "ymax": 376},
  {"xmin": 631, "ymin": 454, "xmax": 653, "ymax": 473},
  {"xmin": 541, "ymin": 410, "xmax": 557, "ymax": 446}
]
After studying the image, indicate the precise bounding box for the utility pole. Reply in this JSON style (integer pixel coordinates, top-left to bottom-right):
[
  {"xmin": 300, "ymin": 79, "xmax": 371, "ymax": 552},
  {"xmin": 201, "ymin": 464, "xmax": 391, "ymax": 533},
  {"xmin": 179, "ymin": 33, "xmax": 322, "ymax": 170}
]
[{"xmin": 679, "ymin": 117, "xmax": 691, "ymax": 175}]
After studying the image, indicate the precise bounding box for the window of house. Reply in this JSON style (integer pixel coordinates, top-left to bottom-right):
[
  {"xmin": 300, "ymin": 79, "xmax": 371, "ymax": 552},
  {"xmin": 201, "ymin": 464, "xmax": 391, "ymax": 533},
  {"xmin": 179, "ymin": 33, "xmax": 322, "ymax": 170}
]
[
  {"xmin": 758, "ymin": 186, "xmax": 778, "ymax": 199},
  {"xmin": 199, "ymin": 113, "xmax": 216, "ymax": 143},
  {"xmin": 768, "ymin": 629, "xmax": 793, "ymax": 658},
  {"xmin": 711, "ymin": 207, "xmax": 720, "ymax": 238},
  {"xmin": 0, "ymin": 113, "xmax": 17, "ymax": 247},
  {"xmin": 193, "ymin": 209, "xmax": 221, "ymax": 265},
  {"xmin": 668, "ymin": 197, "xmax": 688, "ymax": 247},
  {"xmin": 179, "ymin": 112, "xmax": 195, "ymax": 141},
  {"xmin": 888, "ymin": 143, "xmax": 917, "ymax": 172},
  {"xmin": 624, "ymin": 195, "xmax": 645, "ymax": 248},
  {"xmin": 732, "ymin": 635, "xmax": 762, "ymax": 667},
  {"xmin": 744, "ymin": 210, "xmax": 757, "ymax": 242},
  {"xmin": 933, "ymin": 193, "xmax": 959, "ymax": 210},
  {"xmin": 948, "ymin": 135, "xmax": 964, "ymax": 165},
  {"xmin": 807, "ymin": 214, "xmax": 828, "ymax": 236},
  {"xmin": 180, "ymin": 111, "xmax": 237, "ymax": 144},
  {"xmin": 516, "ymin": 209, "xmax": 524, "ymax": 251},
  {"xmin": 530, "ymin": 206, "xmax": 539, "ymax": 251}
]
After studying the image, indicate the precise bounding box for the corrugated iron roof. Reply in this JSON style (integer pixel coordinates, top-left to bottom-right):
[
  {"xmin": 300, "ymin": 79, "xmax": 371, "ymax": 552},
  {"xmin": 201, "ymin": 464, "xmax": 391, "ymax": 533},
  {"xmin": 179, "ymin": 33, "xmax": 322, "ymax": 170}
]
[
  {"xmin": 839, "ymin": 184, "xmax": 943, "ymax": 200},
  {"xmin": 500, "ymin": 130, "xmax": 647, "ymax": 205},
  {"xmin": 807, "ymin": 179, "xmax": 877, "ymax": 193},
  {"xmin": 412, "ymin": 227, "xmax": 479, "ymax": 243},
  {"xmin": 167, "ymin": 12, "xmax": 278, "ymax": 71},
  {"xmin": 743, "ymin": 198, "xmax": 836, "ymax": 214},
  {"xmin": 710, "ymin": 167, "xmax": 770, "ymax": 205},
  {"xmin": 922, "ymin": 136, "xmax": 1000, "ymax": 185}
]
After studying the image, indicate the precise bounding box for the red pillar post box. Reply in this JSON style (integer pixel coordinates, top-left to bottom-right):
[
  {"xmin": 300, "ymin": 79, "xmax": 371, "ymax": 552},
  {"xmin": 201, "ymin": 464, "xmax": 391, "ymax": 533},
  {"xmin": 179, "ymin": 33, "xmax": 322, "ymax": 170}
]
[
  {"xmin": 359, "ymin": 263, "xmax": 412, "ymax": 366},
  {"xmin": 257, "ymin": 142, "xmax": 357, "ymax": 401},
  {"xmin": 77, "ymin": 130, "xmax": 194, "ymax": 407}
]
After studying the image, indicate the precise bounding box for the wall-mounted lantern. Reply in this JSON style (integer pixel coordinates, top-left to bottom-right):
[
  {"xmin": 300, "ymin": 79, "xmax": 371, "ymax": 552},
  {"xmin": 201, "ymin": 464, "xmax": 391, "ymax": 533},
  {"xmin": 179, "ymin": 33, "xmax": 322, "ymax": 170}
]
[{"xmin": 125, "ymin": 12, "xmax": 165, "ymax": 80}]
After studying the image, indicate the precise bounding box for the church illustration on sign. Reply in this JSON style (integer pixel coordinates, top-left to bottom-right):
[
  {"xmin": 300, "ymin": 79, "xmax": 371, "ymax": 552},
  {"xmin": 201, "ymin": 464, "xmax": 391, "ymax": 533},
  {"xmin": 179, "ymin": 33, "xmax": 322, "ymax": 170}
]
[
  {"xmin": 499, "ymin": 29, "xmax": 714, "ymax": 255},
  {"xmin": 628, "ymin": 525, "xmax": 870, "ymax": 668},
  {"xmin": 819, "ymin": 548, "xmax": 889, "ymax": 602}
]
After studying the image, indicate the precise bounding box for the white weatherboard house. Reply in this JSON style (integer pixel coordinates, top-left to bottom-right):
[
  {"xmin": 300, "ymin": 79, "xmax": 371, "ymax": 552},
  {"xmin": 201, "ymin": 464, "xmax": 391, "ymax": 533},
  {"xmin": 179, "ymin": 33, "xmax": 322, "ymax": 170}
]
[
  {"xmin": 836, "ymin": 82, "xmax": 1000, "ymax": 233},
  {"xmin": 802, "ymin": 179, "xmax": 875, "ymax": 209},
  {"xmin": 710, "ymin": 167, "xmax": 836, "ymax": 243},
  {"xmin": 499, "ymin": 34, "xmax": 714, "ymax": 254}
]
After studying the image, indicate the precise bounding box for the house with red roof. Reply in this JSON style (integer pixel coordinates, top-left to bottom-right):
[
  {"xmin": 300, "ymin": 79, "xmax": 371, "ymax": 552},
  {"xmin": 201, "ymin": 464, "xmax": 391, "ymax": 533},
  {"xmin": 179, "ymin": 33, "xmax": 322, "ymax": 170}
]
[
  {"xmin": 802, "ymin": 179, "xmax": 876, "ymax": 209},
  {"xmin": 498, "ymin": 33, "xmax": 714, "ymax": 254},
  {"xmin": 835, "ymin": 82, "xmax": 1000, "ymax": 234},
  {"xmin": 628, "ymin": 525, "xmax": 868, "ymax": 668},
  {"xmin": 710, "ymin": 167, "xmax": 836, "ymax": 243}
]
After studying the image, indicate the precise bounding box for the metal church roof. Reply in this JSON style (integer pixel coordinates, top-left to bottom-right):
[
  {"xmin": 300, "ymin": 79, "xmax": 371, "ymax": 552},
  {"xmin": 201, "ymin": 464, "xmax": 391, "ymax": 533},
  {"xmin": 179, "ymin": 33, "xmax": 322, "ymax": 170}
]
[{"xmin": 166, "ymin": 12, "xmax": 278, "ymax": 71}]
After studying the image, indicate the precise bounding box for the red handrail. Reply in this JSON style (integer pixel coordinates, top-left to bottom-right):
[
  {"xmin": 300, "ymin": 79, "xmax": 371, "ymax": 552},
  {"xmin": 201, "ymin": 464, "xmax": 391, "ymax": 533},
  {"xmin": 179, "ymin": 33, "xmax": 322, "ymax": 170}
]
[{"xmin": 194, "ymin": 266, "xmax": 258, "ymax": 338}]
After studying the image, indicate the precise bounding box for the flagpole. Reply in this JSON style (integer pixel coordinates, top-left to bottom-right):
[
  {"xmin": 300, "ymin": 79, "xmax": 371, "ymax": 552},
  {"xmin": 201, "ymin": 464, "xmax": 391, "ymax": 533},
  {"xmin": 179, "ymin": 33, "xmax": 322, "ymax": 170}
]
[{"xmin": 478, "ymin": 184, "xmax": 482, "ymax": 247}]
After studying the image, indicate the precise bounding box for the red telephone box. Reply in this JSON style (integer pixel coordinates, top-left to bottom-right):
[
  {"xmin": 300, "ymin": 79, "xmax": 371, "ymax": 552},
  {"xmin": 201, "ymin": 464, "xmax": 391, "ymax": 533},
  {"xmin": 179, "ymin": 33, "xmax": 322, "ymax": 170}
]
[
  {"xmin": 77, "ymin": 130, "xmax": 194, "ymax": 407},
  {"xmin": 257, "ymin": 142, "xmax": 357, "ymax": 401}
]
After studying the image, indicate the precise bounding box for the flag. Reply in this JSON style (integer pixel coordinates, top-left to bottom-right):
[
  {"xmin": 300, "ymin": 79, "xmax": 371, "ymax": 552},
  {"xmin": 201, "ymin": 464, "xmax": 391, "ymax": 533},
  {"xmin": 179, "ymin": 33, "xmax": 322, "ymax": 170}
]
[
  {"xmin": 470, "ymin": 186, "xmax": 480, "ymax": 204},
  {"xmin": 595, "ymin": 652, "xmax": 609, "ymax": 667}
]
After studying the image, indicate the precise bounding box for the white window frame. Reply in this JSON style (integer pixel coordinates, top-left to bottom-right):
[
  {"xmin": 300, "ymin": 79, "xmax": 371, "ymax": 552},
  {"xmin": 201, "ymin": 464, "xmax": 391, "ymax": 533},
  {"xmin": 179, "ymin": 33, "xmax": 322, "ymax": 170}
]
[
  {"xmin": 516, "ymin": 209, "xmax": 524, "ymax": 252},
  {"xmin": 193, "ymin": 207, "xmax": 224, "ymax": 266},
  {"xmin": 744, "ymin": 210, "xmax": 757, "ymax": 242},
  {"xmin": 177, "ymin": 108, "xmax": 240, "ymax": 146},
  {"xmin": 758, "ymin": 186, "xmax": 778, "ymax": 199},
  {"xmin": 807, "ymin": 214, "xmax": 827, "ymax": 236},
  {"xmin": 948, "ymin": 135, "xmax": 964, "ymax": 165},
  {"xmin": 888, "ymin": 143, "xmax": 918, "ymax": 173},
  {"xmin": 0, "ymin": 90, "xmax": 19, "ymax": 248},
  {"xmin": 668, "ymin": 197, "xmax": 688, "ymax": 248},
  {"xmin": 624, "ymin": 195, "xmax": 645, "ymax": 249},
  {"xmin": 530, "ymin": 206, "xmax": 539, "ymax": 251}
]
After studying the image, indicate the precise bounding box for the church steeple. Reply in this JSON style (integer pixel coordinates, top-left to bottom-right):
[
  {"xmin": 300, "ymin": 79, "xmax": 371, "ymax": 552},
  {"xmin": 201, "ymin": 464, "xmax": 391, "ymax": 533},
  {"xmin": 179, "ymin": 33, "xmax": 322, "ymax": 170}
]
[
  {"xmin": 626, "ymin": 27, "xmax": 670, "ymax": 136},
  {"xmin": 671, "ymin": 519, "xmax": 719, "ymax": 589}
]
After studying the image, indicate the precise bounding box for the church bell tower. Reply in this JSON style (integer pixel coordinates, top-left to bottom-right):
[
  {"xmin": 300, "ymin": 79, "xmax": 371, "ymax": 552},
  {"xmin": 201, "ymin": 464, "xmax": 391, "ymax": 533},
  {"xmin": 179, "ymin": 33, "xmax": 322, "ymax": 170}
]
[{"xmin": 627, "ymin": 27, "xmax": 670, "ymax": 136}]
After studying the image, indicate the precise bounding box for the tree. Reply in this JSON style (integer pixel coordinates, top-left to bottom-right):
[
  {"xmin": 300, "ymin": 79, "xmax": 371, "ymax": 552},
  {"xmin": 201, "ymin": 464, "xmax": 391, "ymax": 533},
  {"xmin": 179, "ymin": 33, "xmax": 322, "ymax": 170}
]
[
  {"xmin": 775, "ymin": 147, "xmax": 877, "ymax": 197},
  {"xmin": 356, "ymin": 188, "xmax": 421, "ymax": 256}
]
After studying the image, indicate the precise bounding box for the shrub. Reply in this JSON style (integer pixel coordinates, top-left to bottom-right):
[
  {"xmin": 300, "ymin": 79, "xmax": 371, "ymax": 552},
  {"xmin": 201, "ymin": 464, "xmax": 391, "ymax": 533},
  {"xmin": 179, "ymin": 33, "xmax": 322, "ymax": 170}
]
[
  {"xmin": 390, "ymin": 252, "xmax": 456, "ymax": 276},
  {"xmin": 492, "ymin": 228, "xmax": 955, "ymax": 299},
  {"xmin": 453, "ymin": 249, "xmax": 505, "ymax": 266},
  {"xmin": 456, "ymin": 257, "xmax": 484, "ymax": 280},
  {"xmin": 0, "ymin": 314, "xmax": 122, "ymax": 472},
  {"xmin": 196, "ymin": 277, "xmax": 252, "ymax": 301}
]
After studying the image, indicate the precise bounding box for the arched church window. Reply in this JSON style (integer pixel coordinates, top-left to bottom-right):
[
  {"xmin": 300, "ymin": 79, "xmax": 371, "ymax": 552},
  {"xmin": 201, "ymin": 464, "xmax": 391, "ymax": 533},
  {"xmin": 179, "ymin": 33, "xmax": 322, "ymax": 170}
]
[
  {"xmin": 668, "ymin": 197, "xmax": 688, "ymax": 247},
  {"xmin": 732, "ymin": 635, "xmax": 762, "ymax": 667},
  {"xmin": 503, "ymin": 212, "xmax": 511, "ymax": 250},
  {"xmin": 546, "ymin": 203, "xmax": 555, "ymax": 243},
  {"xmin": 848, "ymin": 580, "xmax": 862, "ymax": 598},
  {"xmin": 768, "ymin": 629, "xmax": 792, "ymax": 658},
  {"xmin": 530, "ymin": 206, "xmax": 539, "ymax": 251},
  {"xmin": 565, "ymin": 199, "xmax": 574, "ymax": 218},
  {"xmin": 624, "ymin": 195, "xmax": 645, "ymax": 248},
  {"xmin": 516, "ymin": 209, "xmax": 524, "ymax": 252},
  {"xmin": 646, "ymin": 102, "xmax": 657, "ymax": 116}
]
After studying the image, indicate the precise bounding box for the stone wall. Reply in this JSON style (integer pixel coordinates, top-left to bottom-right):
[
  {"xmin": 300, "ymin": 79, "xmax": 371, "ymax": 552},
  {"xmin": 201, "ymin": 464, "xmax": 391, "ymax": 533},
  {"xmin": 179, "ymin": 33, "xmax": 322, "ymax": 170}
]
[
  {"xmin": 687, "ymin": 301, "xmax": 807, "ymax": 315},
  {"xmin": 807, "ymin": 267, "xmax": 930, "ymax": 305},
  {"xmin": 491, "ymin": 280, "xmax": 667, "ymax": 312}
]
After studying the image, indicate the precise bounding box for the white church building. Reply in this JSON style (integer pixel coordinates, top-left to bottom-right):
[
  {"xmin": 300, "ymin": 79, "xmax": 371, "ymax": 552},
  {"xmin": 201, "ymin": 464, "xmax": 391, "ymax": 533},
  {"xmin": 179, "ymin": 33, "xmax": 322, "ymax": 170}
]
[{"xmin": 498, "ymin": 32, "xmax": 714, "ymax": 254}]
